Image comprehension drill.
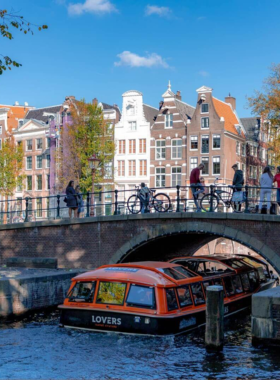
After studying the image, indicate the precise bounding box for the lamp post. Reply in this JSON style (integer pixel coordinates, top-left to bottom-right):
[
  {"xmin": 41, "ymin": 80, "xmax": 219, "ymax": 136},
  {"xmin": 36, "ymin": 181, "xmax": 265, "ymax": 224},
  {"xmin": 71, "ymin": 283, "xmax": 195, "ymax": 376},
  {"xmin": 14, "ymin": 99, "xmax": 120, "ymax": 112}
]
[{"xmin": 88, "ymin": 154, "xmax": 100, "ymax": 217}]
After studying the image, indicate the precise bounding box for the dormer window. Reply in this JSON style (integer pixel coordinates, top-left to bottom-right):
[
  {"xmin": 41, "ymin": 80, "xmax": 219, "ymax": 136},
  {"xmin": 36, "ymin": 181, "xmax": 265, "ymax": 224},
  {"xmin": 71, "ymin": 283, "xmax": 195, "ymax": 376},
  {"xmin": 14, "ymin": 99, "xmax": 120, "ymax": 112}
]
[
  {"xmin": 165, "ymin": 114, "xmax": 173, "ymax": 128},
  {"xmin": 201, "ymin": 104, "xmax": 209, "ymax": 113}
]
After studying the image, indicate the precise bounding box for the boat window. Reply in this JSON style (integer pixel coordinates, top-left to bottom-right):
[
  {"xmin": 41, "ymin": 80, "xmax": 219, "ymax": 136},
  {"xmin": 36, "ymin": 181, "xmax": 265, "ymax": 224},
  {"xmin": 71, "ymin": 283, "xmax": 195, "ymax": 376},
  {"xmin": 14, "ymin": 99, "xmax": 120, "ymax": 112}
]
[
  {"xmin": 225, "ymin": 259, "xmax": 246, "ymax": 269},
  {"xmin": 177, "ymin": 285, "xmax": 193, "ymax": 308},
  {"xmin": 68, "ymin": 281, "xmax": 96, "ymax": 303},
  {"xmin": 248, "ymin": 271, "xmax": 259, "ymax": 291},
  {"xmin": 203, "ymin": 261, "xmax": 234, "ymax": 276},
  {"xmin": 165, "ymin": 288, "xmax": 178, "ymax": 311},
  {"xmin": 96, "ymin": 282, "xmax": 126, "ymax": 305},
  {"xmin": 126, "ymin": 285, "xmax": 156, "ymax": 309},
  {"xmin": 240, "ymin": 273, "xmax": 250, "ymax": 292},
  {"xmin": 173, "ymin": 266, "xmax": 195, "ymax": 278},
  {"xmin": 157, "ymin": 268, "xmax": 186, "ymax": 280},
  {"xmin": 191, "ymin": 283, "xmax": 205, "ymax": 305},
  {"xmin": 202, "ymin": 280, "xmax": 213, "ymax": 293},
  {"xmin": 181, "ymin": 260, "xmax": 200, "ymax": 273},
  {"xmin": 232, "ymin": 275, "xmax": 243, "ymax": 294},
  {"xmin": 212, "ymin": 278, "xmax": 225, "ymax": 297},
  {"xmin": 223, "ymin": 277, "xmax": 235, "ymax": 297}
]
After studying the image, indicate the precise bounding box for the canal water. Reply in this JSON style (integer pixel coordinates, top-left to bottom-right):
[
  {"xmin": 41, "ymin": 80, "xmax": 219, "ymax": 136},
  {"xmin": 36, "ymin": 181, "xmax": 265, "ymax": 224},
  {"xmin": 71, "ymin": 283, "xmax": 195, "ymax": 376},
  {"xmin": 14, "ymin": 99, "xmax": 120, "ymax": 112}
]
[{"xmin": 1, "ymin": 311, "xmax": 280, "ymax": 379}]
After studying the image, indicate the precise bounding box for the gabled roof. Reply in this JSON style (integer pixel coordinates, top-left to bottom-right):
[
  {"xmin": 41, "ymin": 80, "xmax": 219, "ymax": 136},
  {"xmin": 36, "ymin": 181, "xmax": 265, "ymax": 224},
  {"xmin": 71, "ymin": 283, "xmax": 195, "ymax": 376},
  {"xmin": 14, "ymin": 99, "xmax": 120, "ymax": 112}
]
[
  {"xmin": 143, "ymin": 104, "xmax": 158, "ymax": 125},
  {"xmin": 100, "ymin": 102, "xmax": 121, "ymax": 117},
  {"xmin": 25, "ymin": 105, "xmax": 61, "ymax": 124},
  {"xmin": 0, "ymin": 104, "xmax": 33, "ymax": 131},
  {"xmin": 174, "ymin": 99, "xmax": 195, "ymax": 123},
  {"xmin": 240, "ymin": 117, "xmax": 261, "ymax": 142},
  {"xmin": 196, "ymin": 86, "xmax": 213, "ymax": 93},
  {"xmin": 212, "ymin": 98, "xmax": 245, "ymax": 137},
  {"xmin": 13, "ymin": 118, "xmax": 47, "ymax": 133}
]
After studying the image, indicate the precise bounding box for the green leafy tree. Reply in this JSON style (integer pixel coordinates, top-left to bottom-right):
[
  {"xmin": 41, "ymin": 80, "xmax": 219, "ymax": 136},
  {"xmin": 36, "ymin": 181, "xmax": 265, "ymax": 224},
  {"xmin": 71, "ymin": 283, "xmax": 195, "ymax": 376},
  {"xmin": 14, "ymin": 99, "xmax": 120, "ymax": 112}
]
[
  {"xmin": 248, "ymin": 64, "xmax": 280, "ymax": 166},
  {"xmin": 57, "ymin": 100, "xmax": 115, "ymax": 192},
  {"xmin": 0, "ymin": 137, "xmax": 25, "ymax": 222},
  {"xmin": 0, "ymin": 9, "xmax": 48, "ymax": 75}
]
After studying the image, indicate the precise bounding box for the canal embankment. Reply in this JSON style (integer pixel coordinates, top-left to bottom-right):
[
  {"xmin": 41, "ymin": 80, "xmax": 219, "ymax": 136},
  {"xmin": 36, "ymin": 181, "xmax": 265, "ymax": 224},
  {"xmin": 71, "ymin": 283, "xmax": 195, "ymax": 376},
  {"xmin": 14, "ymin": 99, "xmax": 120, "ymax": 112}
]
[{"xmin": 0, "ymin": 263, "xmax": 85, "ymax": 318}]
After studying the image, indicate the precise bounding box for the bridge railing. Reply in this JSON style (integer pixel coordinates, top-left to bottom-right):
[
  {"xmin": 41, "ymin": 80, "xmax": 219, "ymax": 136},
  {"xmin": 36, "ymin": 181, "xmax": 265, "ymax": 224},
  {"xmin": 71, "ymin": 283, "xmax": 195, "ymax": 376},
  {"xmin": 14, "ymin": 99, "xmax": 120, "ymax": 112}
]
[{"xmin": 0, "ymin": 184, "xmax": 279, "ymax": 224}]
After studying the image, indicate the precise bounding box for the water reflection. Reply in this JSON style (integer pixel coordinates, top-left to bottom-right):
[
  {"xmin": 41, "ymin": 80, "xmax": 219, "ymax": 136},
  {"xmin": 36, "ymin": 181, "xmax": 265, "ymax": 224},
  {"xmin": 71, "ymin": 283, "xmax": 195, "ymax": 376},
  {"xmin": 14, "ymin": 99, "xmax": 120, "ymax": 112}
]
[{"xmin": 0, "ymin": 311, "xmax": 280, "ymax": 379}]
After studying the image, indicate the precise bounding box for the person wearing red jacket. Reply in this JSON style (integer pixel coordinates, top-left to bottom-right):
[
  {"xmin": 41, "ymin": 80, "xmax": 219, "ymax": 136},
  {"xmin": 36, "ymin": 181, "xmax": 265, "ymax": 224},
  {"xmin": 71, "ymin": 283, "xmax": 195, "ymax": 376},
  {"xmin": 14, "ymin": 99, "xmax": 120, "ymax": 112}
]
[
  {"xmin": 190, "ymin": 163, "xmax": 205, "ymax": 211},
  {"xmin": 274, "ymin": 166, "xmax": 280, "ymax": 207}
]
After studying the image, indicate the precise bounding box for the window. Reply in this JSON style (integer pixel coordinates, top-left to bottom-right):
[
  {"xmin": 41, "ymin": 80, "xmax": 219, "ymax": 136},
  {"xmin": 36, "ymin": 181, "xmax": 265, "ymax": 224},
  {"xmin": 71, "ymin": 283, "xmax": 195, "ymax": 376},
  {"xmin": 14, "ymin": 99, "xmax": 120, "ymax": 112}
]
[
  {"xmin": 16, "ymin": 180, "xmax": 22, "ymax": 192},
  {"xmin": 27, "ymin": 176, "xmax": 32, "ymax": 190},
  {"xmin": 118, "ymin": 161, "xmax": 125, "ymax": 177},
  {"xmin": 126, "ymin": 285, "xmax": 156, "ymax": 309},
  {"xmin": 128, "ymin": 121, "xmax": 137, "ymax": 131},
  {"xmin": 26, "ymin": 156, "xmax": 32, "ymax": 170},
  {"xmin": 46, "ymin": 175, "xmax": 50, "ymax": 190},
  {"xmin": 213, "ymin": 157, "xmax": 220, "ymax": 175},
  {"xmin": 139, "ymin": 139, "xmax": 146, "ymax": 153},
  {"xmin": 249, "ymin": 166, "xmax": 257, "ymax": 179},
  {"xmin": 201, "ymin": 103, "xmax": 209, "ymax": 113},
  {"xmin": 248, "ymin": 271, "xmax": 258, "ymax": 291},
  {"xmin": 190, "ymin": 136, "xmax": 198, "ymax": 150},
  {"xmin": 213, "ymin": 134, "xmax": 221, "ymax": 149},
  {"xmin": 46, "ymin": 155, "xmax": 50, "ymax": 168},
  {"xmin": 104, "ymin": 162, "xmax": 113, "ymax": 179},
  {"xmin": 172, "ymin": 167, "xmax": 181, "ymax": 187},
  {"xmin": 201, "ymin": 157, "xmax": 209, "ymax": 175},
  {"xmin": 232, "ymin": 275, "xmax": 243, "ymax": 294},
  {"xmin": 166, "ymin": 288, "xmax": 178, "ymax": 311},
  {"xmin": 118, "ymin": 140, "xmax": 125, "ymax": 154},
  {"xmin": 201, "ymin": 117, "xmax": 209, "ymax": 129},
  {"xmin": 201, "ymin": 135, "xmax": 209, "ymax": 154},
  {"xmin": 128, "ymin": 160, "xmax": 136, "ymax": 176},
  {"xmin": 0, "ymin": 126, "xmax": 2, "ymax": 134},
  {"xmin": 240, "ymin": 273, "xmax": 250, "ymax": 292},
  {"xmin": 236, "ymin": 141, "xmax": 240, "ymax": 155},
  {"xmin": 96, "ymin": 282, "xmax": 126, "ymax": 305},
  {"xmin": 46, "ymin": 137, "xmax": 51, "ymax": 148},
  {"xmin": 129, "ymin": 139, "xmax": 136, "ymax": 154},
  {"xmin": 242, "ymin": 144, "xmax": 246, "ymax": 156},
  {"xmin": 156, "ymin": 140, "xmax": 165, "ymax": 160},
  {"xmin": 26, "ymin": 139, "xmax": 32, "ymax": 151},
  {"xmin": 36, "ymin": 138, "xmax": 42, "ymax": 150},
  {"xmin": 177, "ymin": 285, "xmax": 193, "ymax": 307},
  {"xmin": 190, "ymin": 157, "xmax": 198, "ymax": 171},
  {"xmin": 165, "ymin": 114, "xmax": 173, "ymax": 128},
  {"xmin": 68, "ymin": 282, "xmax": 96, "ymax": 303},
  {"xmin": 172, "ymin": 139, "xmax": 182, "ymax": 159},
  {"xmin": 36, "ymin": 175, "xmax": 42, "ymax": 190},
  {"xmin": 36, "ymin": 155, "xmax": 43, "ymax": 169},
  {"xmin": 223, "ymin": 277, "xmax": 235, "ymax": 297},
  {"xmin": 36, "ymin": 198, "xmax": 42, "ymax": 218},
  {"xmin": 156, "ymin": 167, "xmax": 165, "ymax": 187},
  {"xmin": 191, "ymin": 283, "xmax": 205, "ymax": 305},
  {"xmin": 139, "ymin": 160, "xmax": 147, "ymax": 176},
  {"xmin": 242, "ymin": 164, "xmax": 246, "ymax": 178},
  {"xmin": 253, "ymin": 146, "xmax": 257, "ymax": 157}
]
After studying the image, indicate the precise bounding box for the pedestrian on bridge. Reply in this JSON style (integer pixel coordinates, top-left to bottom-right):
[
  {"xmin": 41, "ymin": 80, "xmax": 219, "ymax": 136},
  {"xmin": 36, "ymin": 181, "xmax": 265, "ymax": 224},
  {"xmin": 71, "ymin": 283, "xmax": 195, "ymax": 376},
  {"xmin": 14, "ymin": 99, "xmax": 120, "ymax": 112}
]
[
  {"xmin": 273, "ymin": 166, "xmax": 280, "ymax": 207},
  {"xmin": 190, "ymin": 163, "xmax": 205, "ymax": 212},
  {"xmin": 259, "ymin": 166, "xmax": 274, "ymax": 213},
  {"xmin": 66, "ymin": 181, "xmax": 78, "ymax": 218}
]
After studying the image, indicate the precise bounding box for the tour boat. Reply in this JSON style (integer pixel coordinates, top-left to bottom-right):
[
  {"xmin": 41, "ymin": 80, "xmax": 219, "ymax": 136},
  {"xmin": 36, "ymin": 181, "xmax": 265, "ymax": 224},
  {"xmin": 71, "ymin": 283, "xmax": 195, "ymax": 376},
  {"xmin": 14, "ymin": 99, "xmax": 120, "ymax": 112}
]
[{"xmin": 59, "ymin": 257, "xmax": 272, "ymax": 336}]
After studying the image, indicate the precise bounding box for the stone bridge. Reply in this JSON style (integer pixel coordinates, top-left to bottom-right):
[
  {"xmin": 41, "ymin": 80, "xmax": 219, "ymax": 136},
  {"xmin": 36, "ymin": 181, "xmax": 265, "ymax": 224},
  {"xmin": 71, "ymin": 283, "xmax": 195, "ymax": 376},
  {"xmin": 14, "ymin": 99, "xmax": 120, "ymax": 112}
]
[{"xmin": 0, "ymin": 213, "xmax": 280, "ymax": 273}]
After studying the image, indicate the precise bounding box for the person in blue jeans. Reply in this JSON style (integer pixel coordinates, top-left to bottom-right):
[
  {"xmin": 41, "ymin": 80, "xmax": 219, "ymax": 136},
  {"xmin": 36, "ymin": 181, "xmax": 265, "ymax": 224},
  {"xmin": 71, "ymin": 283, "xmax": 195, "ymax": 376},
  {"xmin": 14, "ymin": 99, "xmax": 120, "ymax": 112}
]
[
  {"xmin": 139, "ymin": 183, "xmax": 151, "ymax": 214},
  {"xmin": 190, "ymin": 163, "xmax": 205, "ymax": 211}
]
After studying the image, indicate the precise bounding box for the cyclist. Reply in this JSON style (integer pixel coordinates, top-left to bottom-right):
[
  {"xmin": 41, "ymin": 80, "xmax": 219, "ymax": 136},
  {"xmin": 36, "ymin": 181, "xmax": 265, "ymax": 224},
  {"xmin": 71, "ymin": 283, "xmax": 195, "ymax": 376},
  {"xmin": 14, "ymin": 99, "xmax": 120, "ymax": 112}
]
[
  {"xmin": 139, "ymin": 182, "xmax": 151, "ymax": 214},
  {"xmin": 190, "ymin": 163, "xmax": 205, "ymax": 212}
]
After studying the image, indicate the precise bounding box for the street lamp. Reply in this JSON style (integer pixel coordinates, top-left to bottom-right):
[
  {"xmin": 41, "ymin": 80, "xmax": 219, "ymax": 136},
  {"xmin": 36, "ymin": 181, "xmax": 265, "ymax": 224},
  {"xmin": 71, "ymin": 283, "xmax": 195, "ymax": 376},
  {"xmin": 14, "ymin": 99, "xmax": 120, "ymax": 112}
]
[{"xmin": 88, "ymin": 154, "xmax": 100, "ymax": 217}]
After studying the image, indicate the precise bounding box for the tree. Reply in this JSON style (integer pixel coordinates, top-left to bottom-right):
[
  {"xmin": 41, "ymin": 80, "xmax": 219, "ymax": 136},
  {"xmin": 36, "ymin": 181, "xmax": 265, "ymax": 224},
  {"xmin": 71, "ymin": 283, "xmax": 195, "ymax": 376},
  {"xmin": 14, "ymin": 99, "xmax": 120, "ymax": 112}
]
[
  {"xmin": 0, "ymin": 9, "xmax": 48, "ymax": 75},
  {"xmin": 0, "ymin": 137, "xmax": 25, "ymax": 222},
  {"xmin": 56, "ymin": 100, "xmax": 115, "ymax": 192},
  {"xmin": 248, "ymin": 64, "xmax": 280, "ymax": 166}
]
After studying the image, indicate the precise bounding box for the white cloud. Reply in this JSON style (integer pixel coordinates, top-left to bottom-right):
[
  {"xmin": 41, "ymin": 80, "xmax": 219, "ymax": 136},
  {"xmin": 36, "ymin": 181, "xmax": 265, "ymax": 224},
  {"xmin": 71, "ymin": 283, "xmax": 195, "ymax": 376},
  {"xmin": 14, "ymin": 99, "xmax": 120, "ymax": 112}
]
[
  {"xmin": 114, "ymin": 51, "xmax": 169, "ymax": 68},
  {"xmin": 145, "ymin": 5, "xmax": 172, "ymax": 17},
  {"xmin": 199, "ymin": 70, "xmax": 209, "ymax": 77},
  {"xmin": 68, "ymin": 0, "xmax": 117, "ymax": 15}
]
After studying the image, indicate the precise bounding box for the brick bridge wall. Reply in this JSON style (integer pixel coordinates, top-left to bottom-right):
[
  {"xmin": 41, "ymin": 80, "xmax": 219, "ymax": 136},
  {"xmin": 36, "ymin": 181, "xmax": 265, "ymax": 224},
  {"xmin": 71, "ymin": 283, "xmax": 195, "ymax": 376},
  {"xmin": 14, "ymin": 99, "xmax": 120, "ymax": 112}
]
[{"xmin": 0, "ymin": 213, "xmax": 280, "ymax": 273}]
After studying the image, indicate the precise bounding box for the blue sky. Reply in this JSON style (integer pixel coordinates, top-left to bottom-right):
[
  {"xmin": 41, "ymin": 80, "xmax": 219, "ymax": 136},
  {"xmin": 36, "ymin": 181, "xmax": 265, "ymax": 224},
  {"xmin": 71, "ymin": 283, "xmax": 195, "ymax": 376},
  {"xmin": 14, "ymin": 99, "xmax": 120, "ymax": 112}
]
[{"xmin": 1, "ymin": 0, "xmax": 280, "ymax": 117}]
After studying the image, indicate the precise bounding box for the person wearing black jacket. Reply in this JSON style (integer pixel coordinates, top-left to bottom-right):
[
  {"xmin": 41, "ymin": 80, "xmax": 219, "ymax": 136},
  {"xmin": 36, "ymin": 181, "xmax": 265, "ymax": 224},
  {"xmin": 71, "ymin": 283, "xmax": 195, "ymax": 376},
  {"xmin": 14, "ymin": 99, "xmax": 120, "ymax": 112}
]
[{"xmin": 232, "ymin": 164, "xmax": 244, "ymax": 211}]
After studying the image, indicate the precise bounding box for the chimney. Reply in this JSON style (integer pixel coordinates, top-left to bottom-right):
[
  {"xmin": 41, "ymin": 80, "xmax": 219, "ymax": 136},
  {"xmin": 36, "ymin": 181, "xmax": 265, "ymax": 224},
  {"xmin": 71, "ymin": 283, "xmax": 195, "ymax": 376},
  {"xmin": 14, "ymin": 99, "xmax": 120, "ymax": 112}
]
[
  {"xmin": 159, "ymin": 101, "xmax": 164, "ymax": 110},
  {"xmin": 225, "ymin": 93, "xmax": 236, "ymax": 110},
  {"xmin": 92, "ymin": 98, "xmax": 98, "ymax": 105},
  {"xmin": 175, "ymin": 91, "xmax": 182, "ymax": 101}
]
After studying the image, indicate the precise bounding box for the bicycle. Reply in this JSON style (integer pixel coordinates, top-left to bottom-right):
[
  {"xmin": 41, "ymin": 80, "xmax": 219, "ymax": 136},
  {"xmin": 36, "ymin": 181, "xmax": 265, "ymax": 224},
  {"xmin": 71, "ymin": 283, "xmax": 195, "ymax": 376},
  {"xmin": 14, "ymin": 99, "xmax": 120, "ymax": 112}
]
[
  {"xmin": 127, "ymin": 186, "xmax": 171, "ymax": 214},
  {"xmin": 199, "ymin": 178, "xmax": 246, "ymax": 213}
]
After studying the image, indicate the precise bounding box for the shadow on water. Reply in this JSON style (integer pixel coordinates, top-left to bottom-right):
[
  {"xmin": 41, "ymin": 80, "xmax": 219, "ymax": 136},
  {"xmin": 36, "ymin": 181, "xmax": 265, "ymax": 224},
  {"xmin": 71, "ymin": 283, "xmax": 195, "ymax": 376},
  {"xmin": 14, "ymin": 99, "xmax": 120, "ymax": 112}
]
[{"xmin": 1, "ymin": 310, "xmax": 280, "ymax": 379}]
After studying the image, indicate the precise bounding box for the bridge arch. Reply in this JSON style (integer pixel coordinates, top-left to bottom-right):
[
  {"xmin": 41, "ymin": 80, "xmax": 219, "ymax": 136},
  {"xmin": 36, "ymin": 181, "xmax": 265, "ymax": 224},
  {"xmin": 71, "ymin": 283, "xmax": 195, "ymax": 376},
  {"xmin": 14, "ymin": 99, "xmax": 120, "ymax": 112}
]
[{"xmin": 110, "ymin": 220, "xmax": 280, "ymax": 273}]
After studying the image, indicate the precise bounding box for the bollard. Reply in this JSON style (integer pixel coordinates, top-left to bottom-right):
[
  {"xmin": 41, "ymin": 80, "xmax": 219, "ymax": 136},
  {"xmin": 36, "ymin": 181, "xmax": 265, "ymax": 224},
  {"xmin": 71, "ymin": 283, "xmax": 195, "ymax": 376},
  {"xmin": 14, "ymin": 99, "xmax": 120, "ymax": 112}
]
[{"xmin": 205, "ymin": 285, "xmax": 224, "ymax": 351}]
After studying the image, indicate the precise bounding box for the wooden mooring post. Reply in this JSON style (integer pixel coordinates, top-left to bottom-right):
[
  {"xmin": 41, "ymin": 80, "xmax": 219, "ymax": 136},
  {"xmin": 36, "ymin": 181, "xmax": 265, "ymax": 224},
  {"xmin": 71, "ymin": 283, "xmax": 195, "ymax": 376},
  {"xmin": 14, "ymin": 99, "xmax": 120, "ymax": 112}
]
[{"xmin": 205, "ymin": 285, "xmax": 224, "ymax": 351}]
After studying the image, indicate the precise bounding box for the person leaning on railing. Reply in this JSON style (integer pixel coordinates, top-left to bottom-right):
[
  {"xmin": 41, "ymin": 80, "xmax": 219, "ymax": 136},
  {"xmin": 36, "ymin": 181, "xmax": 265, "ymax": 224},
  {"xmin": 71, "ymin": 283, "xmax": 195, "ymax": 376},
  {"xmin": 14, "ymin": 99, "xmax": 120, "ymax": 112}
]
[
  {"xmin": 190, "ymin": 163, "xmax": 205, "ymax": 212},
  {"xmin": 259, "ymin": 166, "xmax": 274, "ymax": 214},
  {"xmin": 231, "ymin": 164, "xmax": 244, "ymax": 212},
  {"xmin": 274, "ymin": 166, "xmax": 280, "ymax": 207}
]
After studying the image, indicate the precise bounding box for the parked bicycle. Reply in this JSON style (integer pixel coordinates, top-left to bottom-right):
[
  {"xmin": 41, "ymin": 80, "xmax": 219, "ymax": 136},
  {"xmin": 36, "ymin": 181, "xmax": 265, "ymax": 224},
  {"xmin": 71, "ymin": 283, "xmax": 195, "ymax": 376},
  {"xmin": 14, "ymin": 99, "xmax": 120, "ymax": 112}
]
[
  {"xmin": 127, "ymin": 186, "xmax": 171, "ymax": 214},
  {"xmin": 199, "ymin": 178, "xmax": 246, "ymax": 213}
]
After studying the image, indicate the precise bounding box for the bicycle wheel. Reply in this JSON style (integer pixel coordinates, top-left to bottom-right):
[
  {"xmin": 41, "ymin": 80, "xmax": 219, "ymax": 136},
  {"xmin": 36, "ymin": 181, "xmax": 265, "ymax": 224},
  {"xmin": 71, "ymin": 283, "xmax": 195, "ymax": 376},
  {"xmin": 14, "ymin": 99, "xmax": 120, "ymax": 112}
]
[
  {"xmin": 200, "ymin": 194, "xmax": 219, "ymax": 212},
  {"xmin": 230, "ymin": 200, "xmax": 245, "ymax": 213},
  {"xmin": 153, "ymin": 193, "xmax": 171, "ymax": 212},
  {"xmin": 127, "ymin": 195, "xmax": 141, "ymax": 214}
]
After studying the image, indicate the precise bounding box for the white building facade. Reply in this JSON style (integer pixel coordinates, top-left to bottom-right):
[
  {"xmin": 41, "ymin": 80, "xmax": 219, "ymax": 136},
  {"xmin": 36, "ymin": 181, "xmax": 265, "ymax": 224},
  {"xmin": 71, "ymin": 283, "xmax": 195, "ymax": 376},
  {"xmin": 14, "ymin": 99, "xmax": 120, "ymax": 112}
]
[{"xmin": 114, "ymin": 90, "xmax": 158, "ymax": 203}]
